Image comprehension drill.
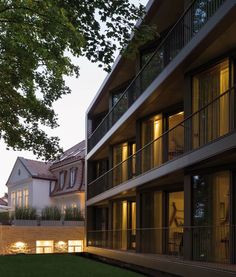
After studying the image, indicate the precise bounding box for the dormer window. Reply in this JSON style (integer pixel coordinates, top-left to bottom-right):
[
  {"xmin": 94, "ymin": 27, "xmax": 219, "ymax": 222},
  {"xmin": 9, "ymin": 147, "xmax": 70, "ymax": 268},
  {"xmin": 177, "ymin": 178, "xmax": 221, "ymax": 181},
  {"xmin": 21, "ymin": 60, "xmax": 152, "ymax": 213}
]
[
  {"xmin": 69, "ymin": 168, "xmax": 77, "ymax": 187},
  {"xmin": 59, "ymin": 171, "xmax": 66, "ymax": 190}
]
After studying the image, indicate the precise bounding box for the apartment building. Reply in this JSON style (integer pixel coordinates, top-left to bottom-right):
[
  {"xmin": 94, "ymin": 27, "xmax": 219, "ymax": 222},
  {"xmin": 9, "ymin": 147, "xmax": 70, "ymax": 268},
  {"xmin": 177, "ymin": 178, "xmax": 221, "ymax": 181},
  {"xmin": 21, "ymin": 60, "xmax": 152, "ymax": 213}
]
[{"xmin": 85, "ymin": 0, "xmax": 236, "ymax": 276}]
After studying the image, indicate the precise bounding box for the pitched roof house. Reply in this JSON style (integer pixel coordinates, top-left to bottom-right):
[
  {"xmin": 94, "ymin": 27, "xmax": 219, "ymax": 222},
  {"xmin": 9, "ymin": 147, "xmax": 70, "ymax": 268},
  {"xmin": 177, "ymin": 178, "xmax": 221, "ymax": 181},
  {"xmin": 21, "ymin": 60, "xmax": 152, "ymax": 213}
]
[{"xmin": 6, "ymin": 140, "xmax": 85, "ymax": 214}]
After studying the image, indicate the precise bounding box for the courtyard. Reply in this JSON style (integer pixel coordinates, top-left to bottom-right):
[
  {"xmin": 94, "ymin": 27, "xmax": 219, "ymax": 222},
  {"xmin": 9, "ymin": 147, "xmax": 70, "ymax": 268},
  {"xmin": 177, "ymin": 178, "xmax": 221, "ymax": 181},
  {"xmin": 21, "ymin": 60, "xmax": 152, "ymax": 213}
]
[{"xmin": 0, "ymin": 254, "xmax": 144, "ymax": 277}]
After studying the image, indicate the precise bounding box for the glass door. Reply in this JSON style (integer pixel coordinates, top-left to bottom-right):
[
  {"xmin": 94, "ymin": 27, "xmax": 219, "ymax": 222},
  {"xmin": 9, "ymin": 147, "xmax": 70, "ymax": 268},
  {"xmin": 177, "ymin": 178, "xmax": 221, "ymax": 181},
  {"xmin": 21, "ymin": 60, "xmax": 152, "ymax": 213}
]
[
  {"xmin": 141, "ymin": 114, "xmax": 162, "ymax": 172},
  {"xmin": 167, "ymin": 111, "xmax": 184, "ymax": 160},
  {"xmin": 192, "ymin": 60, "xmax": 230, "ymax": 148},
  {"xmin": 112, "ymin": 200, "xmax": 136, "ymax": 251},
  {"xmin": 167, "ymin": 191, "xmax": 184, "ymax": 256},
  {"xmin": 128, "ymin": 201, "xmax": 136, "ymax": 250},
  {"xmin": 192, "ymin": 172, "xmax": 230, "ymax": 263}
]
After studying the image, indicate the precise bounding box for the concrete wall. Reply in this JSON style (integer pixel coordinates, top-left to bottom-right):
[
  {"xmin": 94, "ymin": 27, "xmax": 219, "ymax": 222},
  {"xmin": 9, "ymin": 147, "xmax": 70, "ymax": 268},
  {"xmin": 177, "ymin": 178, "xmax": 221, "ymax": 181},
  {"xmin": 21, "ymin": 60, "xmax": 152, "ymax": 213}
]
[{"xmin": 0, "ymin": 225, "xmax": 84, "ymax": 255}]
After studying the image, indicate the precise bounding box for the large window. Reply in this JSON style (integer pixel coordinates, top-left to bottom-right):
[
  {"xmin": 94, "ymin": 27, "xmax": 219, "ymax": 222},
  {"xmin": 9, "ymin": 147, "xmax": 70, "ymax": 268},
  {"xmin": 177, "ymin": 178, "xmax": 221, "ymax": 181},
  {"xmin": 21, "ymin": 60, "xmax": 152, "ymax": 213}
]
[
  {"xmin": 112, "ymin": 200, "xmax": 136, "ymax": 251},
  {"xmin": 141, "ymin": 114, "xmax": 162, "ymax": 172},
  {"xmin": 140, "ymin": 191, "xmax": 163, "ymax": 254},
  {"xmin": 59, "ymin": 171, "xmax": 66, "ymax": 190},
  {"xmin": 192, "ymin": 171, "xmax": 230, "ymax": 263},
  {"xmin": 93, "ymin": 159, "xmax": 108, "ymax": 180},
  {"xmin": 11, "ymin": 192, "xmax": 16, "ymax": 207},
  {"xmin": 167, "ymin": 191, "xmax": 184, "ymax": 255},
  {"xmin": 23, "ymin": 189, "xmax": 29, "ymax": 208},
  {"xmin": 16, "ymin": 191, "xmax": 22, "ymax": 207},
  {"xmin": 168, "ymin": 111, "xmax": 184, "ymax": 160},
  {"xmin": 68, "ymin": 240, "xmax": 83, "ymax": 253},
  {"xmin": 69, "ymin": 168, "xmax": 77, "ymax": 187},
  {"xmin": 192, "ymin": 60, "xmax": 230, "ymax": 148},
  {"xmin": 113, "ymin": 142, "xmax": 136, "ymax": 186},
  {"xmin": 36, "ymin": 241, "xmax": 54, "ymax": 254},
  {"xmin": 111, "ymin": 88, "xmax": 128, "ymax": 124}
]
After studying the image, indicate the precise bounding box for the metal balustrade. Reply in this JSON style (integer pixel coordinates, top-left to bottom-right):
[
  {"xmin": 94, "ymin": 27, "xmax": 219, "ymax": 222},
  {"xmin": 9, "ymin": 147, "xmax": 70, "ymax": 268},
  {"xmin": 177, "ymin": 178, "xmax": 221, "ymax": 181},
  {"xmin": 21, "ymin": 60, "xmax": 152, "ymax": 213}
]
[
  {"xmin": 87, "ymin": 225, "xmax": 232, "ymax": 264},
  {"xmin": 88, "ymin": 0, "xmax": 226, "ymax": 152},
  {"xmin": 87, "ymin": 86, "xmax": 234, "ymax": 199}
]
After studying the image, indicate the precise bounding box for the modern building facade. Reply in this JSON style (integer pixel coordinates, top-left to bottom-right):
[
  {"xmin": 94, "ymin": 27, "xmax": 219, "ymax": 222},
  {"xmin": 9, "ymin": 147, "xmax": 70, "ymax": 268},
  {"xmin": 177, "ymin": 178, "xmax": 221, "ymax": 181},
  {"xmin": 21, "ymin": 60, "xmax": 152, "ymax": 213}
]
[{"xmin": 85, "ymin": 0, "xmax": 236, "ymax": 276}]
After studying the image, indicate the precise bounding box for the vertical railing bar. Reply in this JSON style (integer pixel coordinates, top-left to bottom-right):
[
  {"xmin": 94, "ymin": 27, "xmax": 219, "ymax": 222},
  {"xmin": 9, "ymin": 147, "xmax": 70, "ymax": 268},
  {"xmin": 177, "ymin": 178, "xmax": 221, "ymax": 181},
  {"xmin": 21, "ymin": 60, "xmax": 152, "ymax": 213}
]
[{"xmin": 88, "ymin": 0, "xmax": 226, "ymax": 151}]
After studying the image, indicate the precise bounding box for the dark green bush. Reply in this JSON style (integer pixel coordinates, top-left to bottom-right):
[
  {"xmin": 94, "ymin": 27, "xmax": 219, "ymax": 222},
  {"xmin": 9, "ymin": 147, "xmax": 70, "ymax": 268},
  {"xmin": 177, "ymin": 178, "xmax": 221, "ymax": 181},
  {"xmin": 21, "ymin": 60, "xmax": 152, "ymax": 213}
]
[
  {"xmin": 41, "ymin": 206, "xmax": 61, "ymax": 220},
  {"xmin": 14, "ymin": 206, "xmax": 37, "ymax": 220},
  {"xmin": 0, "ymin": 211, "xmax": 10, "ymax": 222},
  {"xmin": 64, "ymin": 207, "xmax": 84, "ymax": 221}
]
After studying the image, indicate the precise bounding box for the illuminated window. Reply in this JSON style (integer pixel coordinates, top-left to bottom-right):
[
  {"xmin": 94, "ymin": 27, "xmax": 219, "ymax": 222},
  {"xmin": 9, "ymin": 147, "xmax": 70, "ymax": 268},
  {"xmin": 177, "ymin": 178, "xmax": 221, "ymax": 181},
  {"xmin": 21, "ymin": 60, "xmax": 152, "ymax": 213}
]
[
  {"xmin": 71, "ymin": 203, "xmax": 77, "ymax": 209},
  {"xmin": 113, "ymin": 142, "xmax": 135, "ymax": 186},
  {"xmin": 68, "ymin": 240, "xmax": 83, "ymax": 253},
  {"xmin": 23, "ymin": 189, "xmax": 29, "ymax": 207},
  {"xmin": 61, "ymin": 204, "xmax": 67, "ymax": 214},
  {"xmin": 11, "ymin": 192, "xmax": 16, "ymax": 207},
  {"xmin": 142, "ymin": 114, "xmax": 162, "ymax": 172},
  {"xmin": 36, "ymin": 240, "xmax": 54, "ymax": 254},
  {"xmin": 16, "ymin": 191, "xmax": 23, "ymax": 207}
]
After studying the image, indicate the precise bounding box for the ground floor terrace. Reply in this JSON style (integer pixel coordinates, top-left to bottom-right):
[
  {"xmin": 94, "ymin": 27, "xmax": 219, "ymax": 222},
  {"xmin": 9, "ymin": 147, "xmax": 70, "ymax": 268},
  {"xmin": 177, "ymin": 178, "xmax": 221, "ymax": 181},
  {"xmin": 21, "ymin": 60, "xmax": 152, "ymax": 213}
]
[{"xmin": 86, "ymin": 151, "xmax": 236, "ymax": 276}]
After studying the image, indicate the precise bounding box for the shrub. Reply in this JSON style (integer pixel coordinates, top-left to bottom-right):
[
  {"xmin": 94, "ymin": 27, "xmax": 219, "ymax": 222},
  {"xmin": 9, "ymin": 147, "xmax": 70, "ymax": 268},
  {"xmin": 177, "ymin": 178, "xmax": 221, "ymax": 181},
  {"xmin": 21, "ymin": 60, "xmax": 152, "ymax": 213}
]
[
  {"xmin": 64, "ymin": 207, "xmax": 84, "ymax": 221},
  {"xmin": 0, "ymin": 211, "xmax": 10, "ymax": 223},
  {"xmin": 14, "ymin": 206, "xmax": 37, "ymax": 220},
  {"xmin": 41, "ymin": 206, "xmax": 61, "ymax": 220}
]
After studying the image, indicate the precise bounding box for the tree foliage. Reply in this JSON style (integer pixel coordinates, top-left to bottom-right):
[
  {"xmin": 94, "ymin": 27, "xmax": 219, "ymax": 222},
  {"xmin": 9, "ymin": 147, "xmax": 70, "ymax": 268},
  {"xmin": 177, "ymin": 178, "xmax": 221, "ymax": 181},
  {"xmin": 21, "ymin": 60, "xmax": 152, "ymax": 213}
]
[{"xmin": 0, "ymin": 0, "xmax": 152, "ymax": 160}]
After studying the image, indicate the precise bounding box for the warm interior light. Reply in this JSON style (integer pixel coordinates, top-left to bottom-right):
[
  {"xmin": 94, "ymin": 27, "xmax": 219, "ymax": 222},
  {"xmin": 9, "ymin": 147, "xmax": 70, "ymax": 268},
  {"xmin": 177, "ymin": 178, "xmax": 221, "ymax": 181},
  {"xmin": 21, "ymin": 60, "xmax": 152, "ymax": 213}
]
[
  {"xmin": 68, "ymin": 240, "xmax": 82, "ymax": 246},
  {"xmin": 14, "ymin": 241, "xmax": 25, "ymax": 249},
  {"xmin": 57, "ymin": 241, "xmax": 66, "ymax": 246},
  {"xmin": 68, "ymin": 240, "xmax": 83, "ymax": 253},
  {"xmin": 9, "ymin": 241, "xmax": 28, "ymax": 254},
  {"xmin": 36, "ymin": 240, "xmax": 54, "ymax": 247},
  {"xmin": 121, "ymin": 201, "xmax": 128, "ymax": 250},
  {"xmin": 36, "ymin": 240, "xmax": 54, "ymax": 254}
]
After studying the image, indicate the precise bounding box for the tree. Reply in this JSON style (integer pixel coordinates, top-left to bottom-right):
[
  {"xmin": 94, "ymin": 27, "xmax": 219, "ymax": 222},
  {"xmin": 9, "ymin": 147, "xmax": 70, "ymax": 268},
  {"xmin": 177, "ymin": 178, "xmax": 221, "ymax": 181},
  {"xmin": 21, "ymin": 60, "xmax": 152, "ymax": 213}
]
[{"xmin": 0, "ymin": 0, "xmax": 153, "ymax": 160}]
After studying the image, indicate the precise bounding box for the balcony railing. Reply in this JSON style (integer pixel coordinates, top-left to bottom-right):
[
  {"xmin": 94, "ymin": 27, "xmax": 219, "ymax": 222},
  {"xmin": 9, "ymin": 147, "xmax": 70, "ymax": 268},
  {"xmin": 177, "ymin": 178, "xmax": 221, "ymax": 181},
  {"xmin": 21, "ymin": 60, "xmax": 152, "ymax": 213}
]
[
  {"xmin": 87, "ymin": 225, "xmax": 232, "ymax": 266},
  {"xmin": 88, "ymin": 0, "xmax": 226, "ymax": 152},
  {"xmin": 87, "ymin": 86, "xmax": 234, "ymax": 199}
]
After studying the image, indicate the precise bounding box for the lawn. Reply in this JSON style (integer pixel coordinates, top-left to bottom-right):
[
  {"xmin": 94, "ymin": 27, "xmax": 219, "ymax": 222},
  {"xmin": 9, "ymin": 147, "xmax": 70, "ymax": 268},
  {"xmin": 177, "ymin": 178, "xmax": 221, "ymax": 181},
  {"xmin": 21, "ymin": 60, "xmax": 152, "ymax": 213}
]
[{"xmin": 0, "ymin": 254, "xmax": 144, "ymax": 277}]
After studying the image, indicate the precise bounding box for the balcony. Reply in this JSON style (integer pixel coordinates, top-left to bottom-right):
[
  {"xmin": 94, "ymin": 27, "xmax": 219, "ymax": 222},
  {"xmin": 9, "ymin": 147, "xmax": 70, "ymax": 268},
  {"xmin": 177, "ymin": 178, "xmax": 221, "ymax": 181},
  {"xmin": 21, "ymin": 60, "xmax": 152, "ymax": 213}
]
[
  {"xmin": 87, "ymin": 86, "xmax": 234, "ymax": 199},
  {"xmin": 87, "ymin": 0, "xmax": 226, "ymax": 152},
  {"xmin": 87, "ymin": 225, "xmax": 230, "ymax": 262},
  {"xmin": 87, "ymin": 225, "xmax": 236, "ymax": 273}
]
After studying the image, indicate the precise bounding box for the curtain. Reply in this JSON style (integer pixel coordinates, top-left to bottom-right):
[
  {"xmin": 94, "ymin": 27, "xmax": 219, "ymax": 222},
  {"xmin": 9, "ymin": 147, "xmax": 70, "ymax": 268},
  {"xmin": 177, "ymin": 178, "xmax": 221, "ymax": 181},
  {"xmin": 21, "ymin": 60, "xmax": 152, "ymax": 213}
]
[{"xmin": 192, "ymin": 60, "xmax": 229, "ymax": 148}]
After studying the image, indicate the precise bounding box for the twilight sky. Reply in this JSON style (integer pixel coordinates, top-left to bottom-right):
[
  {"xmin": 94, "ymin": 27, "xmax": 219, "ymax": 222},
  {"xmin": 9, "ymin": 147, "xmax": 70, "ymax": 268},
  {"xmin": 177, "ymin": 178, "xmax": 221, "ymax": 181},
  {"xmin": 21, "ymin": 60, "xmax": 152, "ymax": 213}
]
[{"xmin": 0, "ymin": 0, "xmax": 149, "ymax": 197}]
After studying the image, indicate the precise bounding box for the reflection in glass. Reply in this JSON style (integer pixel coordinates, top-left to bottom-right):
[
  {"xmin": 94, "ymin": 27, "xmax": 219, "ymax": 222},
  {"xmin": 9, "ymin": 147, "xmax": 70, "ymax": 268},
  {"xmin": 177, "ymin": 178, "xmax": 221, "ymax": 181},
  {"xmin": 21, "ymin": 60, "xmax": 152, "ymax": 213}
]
[
  {"xmin": 192, "ymin": 171, "xmax": 230, "ymax": 263},
  {"xmin": 168, "ymin": 111, "xmax": 184, "ymax": 160},
  {"xmin": 168, "ymin": 191, "xmax": 184, "ymax": 255},
  {"xmin": 140, "ymin": 191, "xmax": 162, "ymax": 254},
  {"xmin": 192, "ymin": 60, "xmax": 229, "ymax": 148},
  {"xmin": 113, "ymin": 143, "xmax": 128, "ymax": 186}
]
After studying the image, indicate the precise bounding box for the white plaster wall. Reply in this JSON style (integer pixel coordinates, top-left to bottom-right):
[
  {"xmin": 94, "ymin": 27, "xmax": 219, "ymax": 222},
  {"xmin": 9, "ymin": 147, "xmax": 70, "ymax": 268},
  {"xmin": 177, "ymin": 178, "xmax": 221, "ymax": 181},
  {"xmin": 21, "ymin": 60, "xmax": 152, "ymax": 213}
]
[
  {"xmin": 32, "ymin": 179, "xmax": 53, "ymax": 214},
  {"xmin": 53, "ymin": 193, "xmax": 85, "ymax": 213},
  {"xmin": 7, "ymin": 159, "xmax": 30, "ymax": 185}
]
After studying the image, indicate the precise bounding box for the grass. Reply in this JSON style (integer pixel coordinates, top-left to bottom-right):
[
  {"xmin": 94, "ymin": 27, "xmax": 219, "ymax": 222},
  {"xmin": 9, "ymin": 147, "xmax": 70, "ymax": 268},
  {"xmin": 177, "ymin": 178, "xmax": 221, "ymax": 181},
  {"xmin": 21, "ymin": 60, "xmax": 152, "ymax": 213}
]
[{"xmin": 0, "ymin": 254, "xmax": 144, "ymax": 277}]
